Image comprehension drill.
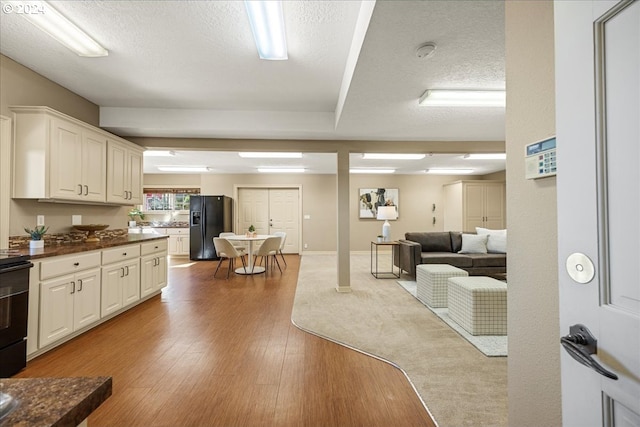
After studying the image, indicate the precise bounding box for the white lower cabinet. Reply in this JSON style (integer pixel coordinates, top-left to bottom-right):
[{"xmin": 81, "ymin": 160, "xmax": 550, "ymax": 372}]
[
  {"xmin": 39, "ymin": 252, "xmax": 102, "ymax": 348},
  {"xmin": 166, "ymin": 228, "xmax": 189, "ymax": 256},
  {"xmin": 141, "ymin": 240, "xmax": 168, "ymax": 297},
  {"xmin": 101, "ymin": 245, "xmax": 141, "ymax": 317},
  {"xmin": 30, "ymin": 238, "xmax": 168, "ymax": 358}
]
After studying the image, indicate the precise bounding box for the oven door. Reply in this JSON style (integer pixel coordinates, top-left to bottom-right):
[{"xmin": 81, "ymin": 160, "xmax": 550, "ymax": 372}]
[{"xmin": 0, "ymin": 261, "xmax": 32, "ymax": 346}]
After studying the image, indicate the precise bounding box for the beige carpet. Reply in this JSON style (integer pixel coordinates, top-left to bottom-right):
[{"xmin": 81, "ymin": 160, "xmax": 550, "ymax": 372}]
[{"xmin": 291, "ymin": 253, "xmax": 507, "ymax": 427}]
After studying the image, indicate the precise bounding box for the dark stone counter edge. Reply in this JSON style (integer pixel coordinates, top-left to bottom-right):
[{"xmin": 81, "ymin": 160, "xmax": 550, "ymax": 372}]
[
  {"xmin": 53, "ymin": 377, "xmax": 112, "ymax": 427},
  {"xmin": 0, "ymin": 376, "xmax": 112, "ymax": 427},
  {"xmin": 12, "ymin": 234, "xmax": 169, "ymax": 260}
]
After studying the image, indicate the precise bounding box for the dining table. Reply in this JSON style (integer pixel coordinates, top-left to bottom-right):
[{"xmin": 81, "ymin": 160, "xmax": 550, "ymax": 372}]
[{"xmin": 223, "ymin": 234, "xmax": 273, "ymax": 274}]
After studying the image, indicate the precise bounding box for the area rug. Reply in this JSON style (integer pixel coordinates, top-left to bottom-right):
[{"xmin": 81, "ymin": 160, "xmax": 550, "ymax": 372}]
[
  {"xmin": 291, "ymin": 253, "xmax": 507, "ymax": 427},
  {"xmin": 397, "ymin": 280, "xmax": 507, "ymax": 357}
]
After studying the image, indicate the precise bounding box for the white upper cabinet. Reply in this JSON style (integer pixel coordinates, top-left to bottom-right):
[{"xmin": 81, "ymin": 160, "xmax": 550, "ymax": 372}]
[
  {"xmin": 106, "ymin": 138, "xmax": 144, "ymax": 205},
  {"xmin": 11, "ymin": 106, "xmax": 142, "ymax": 205}
]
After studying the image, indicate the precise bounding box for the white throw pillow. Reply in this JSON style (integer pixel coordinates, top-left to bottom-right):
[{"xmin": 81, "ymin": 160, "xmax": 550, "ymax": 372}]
[
  {"xmin": 458, "ymin": 233, "xmax": 488, "ymax": 254},
  {"xmin": 475, "ymin": 227, "xmax": 507, "ymax": 253}
]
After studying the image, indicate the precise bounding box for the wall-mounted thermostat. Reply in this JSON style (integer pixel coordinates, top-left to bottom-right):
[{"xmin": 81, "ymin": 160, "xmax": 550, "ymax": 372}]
[{"xmin": 525, "ymin": 136, "xmax": 556, "ymax": 179}]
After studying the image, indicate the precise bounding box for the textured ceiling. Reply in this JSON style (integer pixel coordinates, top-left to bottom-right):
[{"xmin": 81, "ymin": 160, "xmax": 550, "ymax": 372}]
[{"xmin": 0, "ymin": 0, "xmax": 506, "ymax": 173}]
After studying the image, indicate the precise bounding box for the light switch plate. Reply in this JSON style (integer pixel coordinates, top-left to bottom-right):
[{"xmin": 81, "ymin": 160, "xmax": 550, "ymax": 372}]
[
  {"xmin": 36, "ymin": 215, "xmax": 45, "ymax": 226},
  {"xmin": 72, "ymin": 215, "xmax": 82, "ymax": 225}
]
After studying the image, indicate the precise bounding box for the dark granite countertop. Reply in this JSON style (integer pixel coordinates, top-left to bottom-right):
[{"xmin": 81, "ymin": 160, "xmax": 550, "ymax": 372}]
[
  {"xmin": 0, "ymin": 377, "xmax": 112, "ymax": 427},
  {"xmin": 11, "ymin": 234, "xmax": 168, "ymax": 260}
]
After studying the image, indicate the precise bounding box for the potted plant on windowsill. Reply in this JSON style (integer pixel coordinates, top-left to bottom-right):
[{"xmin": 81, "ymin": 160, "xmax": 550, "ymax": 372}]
[
  {"xmin": 128, "ymin": 208, "xmax": 145, "ymax": 227},
  {"xmin": 24, "ymin": 225, "xmax": 49, "ymax": 249}
]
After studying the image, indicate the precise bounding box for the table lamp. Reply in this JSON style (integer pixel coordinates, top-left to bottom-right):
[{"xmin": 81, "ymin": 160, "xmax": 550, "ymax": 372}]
[{"xmin": 376, "ymin": 206, "xmax": 397, "ymax": 242}]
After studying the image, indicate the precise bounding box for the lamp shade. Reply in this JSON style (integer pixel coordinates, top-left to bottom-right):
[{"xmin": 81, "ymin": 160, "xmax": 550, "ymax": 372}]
[{"xmin": 376, "ymin": 206, "xmax": 397, "ymax": 220}]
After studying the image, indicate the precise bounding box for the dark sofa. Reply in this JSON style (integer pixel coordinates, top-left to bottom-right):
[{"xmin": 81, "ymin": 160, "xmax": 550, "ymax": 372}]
[{"xmin": 394, "ymin": 231, "xmax": 506, "ymax": 277}]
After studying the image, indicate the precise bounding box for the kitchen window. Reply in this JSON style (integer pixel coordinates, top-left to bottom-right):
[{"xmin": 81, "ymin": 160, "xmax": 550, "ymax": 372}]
[{"xmin": 142, "ymin": 188, "xmax": 199, "ymax": 212}]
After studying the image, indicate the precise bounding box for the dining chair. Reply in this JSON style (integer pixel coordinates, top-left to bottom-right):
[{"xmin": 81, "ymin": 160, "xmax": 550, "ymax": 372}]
[
  {"xmin": 252, "ymin": 236, "xmax": 282, "ymax": 273},
  {"xmin": 219, "ymin": 232, "xmax": 247, "ymax": 255},
  {"xmin": 272, "ymin": 231, "xmax": 287, "ymax": 267},
  {"xmin": 213, "ymin": 237, "xmax": 247, "ymax": 279}
]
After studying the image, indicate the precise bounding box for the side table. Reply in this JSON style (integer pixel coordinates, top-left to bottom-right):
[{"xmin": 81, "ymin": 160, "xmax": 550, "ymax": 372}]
[{"xmin": 370, "ymin": 241, "xmax": 400, "ymax": 278}]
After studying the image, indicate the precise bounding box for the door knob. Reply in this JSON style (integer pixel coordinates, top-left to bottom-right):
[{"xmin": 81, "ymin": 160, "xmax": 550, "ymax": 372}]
[{"xmin": 560, "ymin": 324, "xmax": 618, "ymax": 380}]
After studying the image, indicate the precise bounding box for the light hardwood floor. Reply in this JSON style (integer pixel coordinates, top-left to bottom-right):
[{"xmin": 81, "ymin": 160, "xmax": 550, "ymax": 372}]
[{"xmin": 17, "ymin": 255, "xmax": 435, "ymax": 426}]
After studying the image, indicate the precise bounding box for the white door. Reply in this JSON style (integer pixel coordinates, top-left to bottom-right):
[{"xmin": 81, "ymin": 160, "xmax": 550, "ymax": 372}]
[
  {"xmin": 238, "ymin": 188, "xmax": 269, "ymax": 233},
  {"xmin": 556, "ymin": 1, "xmax": 640, "ymax": 425},
  {"xmin": 268, "ymin": 188, "xmax": 299, "ymax": 254}
]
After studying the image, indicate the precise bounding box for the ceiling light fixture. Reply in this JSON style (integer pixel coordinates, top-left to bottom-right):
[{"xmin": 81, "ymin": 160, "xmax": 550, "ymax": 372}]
[
  {"xmin": 244, "ymin": 0, "xmax": 288, "ymax": 60},
  {"xmin": 425, "ymin": 169, "xmax": 474, "ymax": 175},
  {"xmin": 12, "ymin": 0, "xmax": 108, "ymax": 57},
  {"xmin": 464, "ymin": 153, "xmax": 507, "ymax": 160},
  {"xmin": 362, "ymin": 153, "xmax": 426, "ymax": 160},
  {"xmin": 257, "ymin": 168, "xmax": 305, "ymax": 173},
  {"xmin": 350, "ymin": 169, "xmax": 396, "ymax": 174},
  {"xmin": 144, "ymin": 150, "xmax": 175, "ymax": 157},
  {"xmin": 239, "ymin": 152, "xmax": 301, "ymax": 158},
  {"xmin": 157, "ymin": 166, "xmax": 211, "ymax": 172},
  {"xmin": 419, "ymin": 90, "xmax": 506, "ymax": 107}
]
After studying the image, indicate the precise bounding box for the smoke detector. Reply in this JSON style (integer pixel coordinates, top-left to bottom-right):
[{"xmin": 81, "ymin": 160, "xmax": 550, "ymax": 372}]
[{"xmin": 416, "ymin": 42, "xmax": 437, "ymax": 59}]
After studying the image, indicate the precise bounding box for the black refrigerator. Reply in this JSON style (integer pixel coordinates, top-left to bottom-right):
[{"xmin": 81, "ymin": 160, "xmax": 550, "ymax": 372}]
[{"xmin": 189, "ymin": 195, "xmax": 232, "ymax": 260}]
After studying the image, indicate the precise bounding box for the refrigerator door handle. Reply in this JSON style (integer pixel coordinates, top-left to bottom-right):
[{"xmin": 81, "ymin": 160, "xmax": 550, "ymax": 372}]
[{"xmin": 201, "ymin": 202, "xmax": 206, "ymax": 243}]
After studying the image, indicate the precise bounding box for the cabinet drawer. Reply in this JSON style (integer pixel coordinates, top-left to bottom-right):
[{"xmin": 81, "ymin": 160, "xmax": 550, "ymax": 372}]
[
  {"xmin": 166, "ymin": 228, "xmax": 189, "ymax": 235},
  {"xmin": 141, "ymin": 239, "xmax": 168, "ymax": 256},
  {"xmin": 102, "ymin": 244, "xmax": 141, "ymax": 265},
  {"xmin": 40, "ymin": 251, "xmax": 101, "ymax": 280}
]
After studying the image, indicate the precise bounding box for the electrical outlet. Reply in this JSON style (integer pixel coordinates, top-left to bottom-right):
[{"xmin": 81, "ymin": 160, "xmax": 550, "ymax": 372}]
[
  {"xmin": 72, "ymin": 215, "xmax": 82, "ymax": 225},
  {"xmin": 36, "ymin": 215, "xmax": 45, "ymax": 226},
  {"xmin": 304, "ymin": 243, "xmax": 308, "ymax": 249},
  {"xmin": 304, "ymin": 214, "xmax": 311, "ymax": 220}
]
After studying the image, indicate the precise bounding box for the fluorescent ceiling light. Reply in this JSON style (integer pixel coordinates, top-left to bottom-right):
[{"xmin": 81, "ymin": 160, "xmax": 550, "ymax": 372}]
[
  {"xmin": 419, "ymin": 90, "xmax": 505, "ymax": 107},
  {"xmin": 362, "ymin": 153, "xmax": 426, "ymax": 160},
  {"xmin": 426, "ymin": 169, "xmax": 474, "ymax": 175},
  {"xmin": 157, "ymin": 166, "xmax": 210, "ymax": 172},
  {"xmin": 350, "ymin": 169, "xmax": 396, "ymax": 174},
  {"xmin": 239, "ymin": 152, "xmax": 301, "ymax": 158},
  {"xmin": 144, "ymin": 150, "xmax": 175, "ymax": 157},
  {"xmin": 257, "ymin": 168, "xmax": 305, "ymax": 173},
  {"xmin": 11, "ymin": 0, "xmax": 108, "ymax": 57},
  {"xmin": 244, "ymin": 0, "xmax": 288, "ymax": 60},
  {"xmin": 464, "ymin": 153, "xmax": 507, "ymax": 160}
]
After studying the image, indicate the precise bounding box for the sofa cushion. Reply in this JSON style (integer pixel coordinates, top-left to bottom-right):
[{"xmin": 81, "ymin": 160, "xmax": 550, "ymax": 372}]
[
  {"xmin": 421, "ymin": 252, "xmax": 473, "ymax": 268},
  {"xmin": 466, "ymin": 253, "xmax": 507, "ymax": 268},
  {"xmin": 450, "ymin": 231, "xmax": 463, "ymax": 253},
  {"xmin": 458, "ymin": 233, "xmax": 489, "ymax": 254},
  {"xmin": 405, "ymin": 232, "xmax": 452, "ymax": 252},
  {"xmin": 476, "ymin": 227, "xmax": 507, "ymax": 253}
]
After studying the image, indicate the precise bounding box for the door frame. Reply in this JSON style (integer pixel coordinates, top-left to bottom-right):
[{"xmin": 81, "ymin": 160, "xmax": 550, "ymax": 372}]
[{"xmin": 233, "ymin": 184, "xmax": 303, "ymax": 254}]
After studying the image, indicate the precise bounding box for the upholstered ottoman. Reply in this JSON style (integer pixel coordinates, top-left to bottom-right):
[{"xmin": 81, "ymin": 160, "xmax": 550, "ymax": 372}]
[
  {"xmin": 416, "ymin": 264, "xmax": 468, "ymax": 308},
  {"xmin": 447, "ymin": 276, "xmax": 507, "ymax": 335}
]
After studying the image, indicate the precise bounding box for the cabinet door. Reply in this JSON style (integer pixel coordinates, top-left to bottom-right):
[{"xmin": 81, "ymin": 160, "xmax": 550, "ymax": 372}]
[
  {"xmin": 127, "ymin": 149, "xmax": 143, "ymax": 204},
  {"xmin": 40, "ymin": 275, "xmax": 74, "ymax": 347},
  {"xmin": 122, "ymin": 259, "xmax": 140, "ymax": 308},
  {"xmin": 73, "ymin": 268, "xmax": 101, "ymax": 330},
  {"xmin": 106, "ymin": 140, "xmax": 127, "ymax": 203},
  {"xmin": 155, "ymin": 254, "xmax": 167, "ymax": 290},
  {"xmin": 81, "ymin": 130, "xmax": 107, "ymax": 202},
  {"xmin": 101, "ymin": 263, "xmax": 123, "ymax": 317},
  {"xmin": 178, "ymin": 236, "xmax": 190, "ymax": 255},
  {"xmin": 463, "ymin": 183, "xmax": 486, "ymax": 231},
  {"xmin": 484, "ymin": 183, "xmax": 505, "ymax": 229},
  {"xmin": 49, "ymin": 118, "xmax": 83, "ymax": 200},
  {"xmin": 140, "ymin": 255, "xmax": 157, "ymax": 297},
  {"xmin": 167, "ymin": 235, "xmax": 180, "ymax": 255}
]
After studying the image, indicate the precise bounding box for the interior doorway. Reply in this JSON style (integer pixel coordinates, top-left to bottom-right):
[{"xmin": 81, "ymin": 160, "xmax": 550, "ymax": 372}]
[{"xmin": 235, "ymin": 186, "xmax": 301, "ymax": 254}]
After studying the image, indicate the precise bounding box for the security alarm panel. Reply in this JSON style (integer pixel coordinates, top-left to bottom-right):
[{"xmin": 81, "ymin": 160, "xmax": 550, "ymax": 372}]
[{"xmin": 525, "ymin": 136, "xmax": 556, "ymax": 179}]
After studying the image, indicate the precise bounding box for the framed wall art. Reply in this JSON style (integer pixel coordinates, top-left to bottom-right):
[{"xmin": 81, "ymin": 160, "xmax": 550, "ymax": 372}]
[{"xmin": 358, "ymin": 188, "xmax": 399, "ymax": 219}]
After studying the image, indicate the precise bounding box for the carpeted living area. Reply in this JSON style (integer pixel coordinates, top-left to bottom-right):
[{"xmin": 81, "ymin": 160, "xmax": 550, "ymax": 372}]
[{"xmin": 291, "ymin": 253, "xmax": 507, "ymax": 427}]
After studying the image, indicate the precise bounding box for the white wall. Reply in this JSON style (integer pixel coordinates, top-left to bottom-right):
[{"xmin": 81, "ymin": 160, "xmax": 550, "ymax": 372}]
[{"xmin": 505, "ymin": 2, "xmax": 561, "ymax": 425}]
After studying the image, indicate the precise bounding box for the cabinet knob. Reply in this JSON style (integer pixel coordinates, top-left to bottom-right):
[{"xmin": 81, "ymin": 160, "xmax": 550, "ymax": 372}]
[{"xmin": 73, "ymin": 262, "xmax": 80, "ymax": 266}]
